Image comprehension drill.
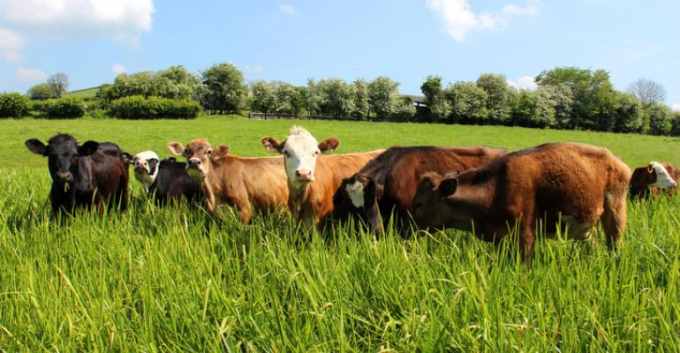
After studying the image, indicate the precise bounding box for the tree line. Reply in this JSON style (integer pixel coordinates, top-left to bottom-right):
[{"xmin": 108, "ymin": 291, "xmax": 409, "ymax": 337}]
[{"xmin": 10, "ymin": 63, "xmax": 679, "ymax": 135}]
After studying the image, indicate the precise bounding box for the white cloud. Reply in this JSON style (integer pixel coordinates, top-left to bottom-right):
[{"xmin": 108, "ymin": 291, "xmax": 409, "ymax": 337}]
[
  {"xmin": 508, "ymin": 76, "xmax": 537, "ymax": 90},
  {"xmin": 0, "ymin": 0, "xmax": 154, "ymax": 61},
  {"xmin": 672, "ymin": 103, "xmax": 680, "ymax": 112},
  {"xmin": 0, "ymin": 28, "xmax": 24, "ymax": 62},
  {"xmin": 15, "ymin": 67, "xmax": 47, "ymax": 84},
  {"xmin": 427, "ymin": 0, "xmax": 540, "ymax": 41},
  {"xmin": 111, "ymin": 64, "xmax": 127, "ymax": 75},
  {"xmin": 280, "ymin": 4, "xmax": 296, "ymax": 16}
]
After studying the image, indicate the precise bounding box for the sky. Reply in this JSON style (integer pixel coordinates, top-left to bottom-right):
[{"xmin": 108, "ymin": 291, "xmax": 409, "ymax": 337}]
[{"xmin": 1, "ymin": 0, "xmax": 679, "ymax": 110}]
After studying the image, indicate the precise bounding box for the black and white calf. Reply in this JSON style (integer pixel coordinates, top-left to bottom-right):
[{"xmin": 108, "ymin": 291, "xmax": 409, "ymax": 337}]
[{"xmin": 128, "ymin": 150, "xmax": 203, "ymax": 205}]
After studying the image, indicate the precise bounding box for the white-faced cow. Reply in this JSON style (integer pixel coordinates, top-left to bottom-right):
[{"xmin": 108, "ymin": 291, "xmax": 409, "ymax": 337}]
[
  {"xmin": 629, "ymin": 161, "xmax": 679, "ymax": 200},
  {"xmin": 25, "ymin": 134, "xmax": 130, "ymax": 215},
  {"xmin": 261, "ymin": 126, "xmax": 384, "ymax": 228},
  {"xmin": 166, "ymin": 139, "xmax": 288, "ymax": 223},
  {"xmin": 412, "ymin": 142, "xmax": 631, "ymax": 266},
  {"xmin": 128, "ymin": 150, "xmax": 203, "ymax": 205},
  {"xmin": 333, "ymin": 146, "xmax": 506, "ymax": 235}
]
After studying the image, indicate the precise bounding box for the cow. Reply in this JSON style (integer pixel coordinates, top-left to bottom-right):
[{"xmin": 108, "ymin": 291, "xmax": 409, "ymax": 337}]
[
  {"xmin": 333, "ymin": 146, "xmax": 507, "ymax": 235},
  {"xmin": 629, "ymin": 161, "xmax": 679, "ymax": 200},
  {"xmin": 261, "ymin": 126, "xmax": 384, "ymax": 228},
  {"xmin": 411, "ymin": 142, "xmax": 631, "ymax": 266},
  {"xmin": 166, "ymin": 139, "xmax": 288, "ymax": 223},
  {"xmin": 25, "ymin": 134, "xmax": 130, "ymax": 215},
  {"xmin": 128, "ymin": 150, "xmax": 203, "ymax": 205}
]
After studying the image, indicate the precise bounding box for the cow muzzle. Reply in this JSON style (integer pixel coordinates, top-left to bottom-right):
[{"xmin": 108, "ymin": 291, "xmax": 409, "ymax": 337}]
[
  {"xmin": 55, "ymin": 171, "xmax": 73, "ymax": 183},
  {"xmin": 134, "ymin": 165, "xmax": 148, "ymax": 174},
  {"xmin": 295, "ymin": 169, "xmax": 313, "ymax": 182}
]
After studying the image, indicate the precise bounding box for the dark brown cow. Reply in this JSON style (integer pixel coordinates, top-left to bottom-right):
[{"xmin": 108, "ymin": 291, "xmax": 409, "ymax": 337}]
[
  {"xmin": 166, "ymin": 139, "xmax": 288, "ymax": 223},
  {"xmin": 333, "ymin": 146, "xmax": 507, "ymax": 235},
  {"xmin": 25, "ymin": 134, "xmax": 129, "ymax": 215},
  {"xmin": 261, "ymin": 126, "xmax": 384, "ymax": 228},
  {"xmin": 629, "ymin": 162, "xmax": 679, "ymax": 200},
  {"xmin": 412, "ymin": 142, "xmax": 631, "ymax": 266}
]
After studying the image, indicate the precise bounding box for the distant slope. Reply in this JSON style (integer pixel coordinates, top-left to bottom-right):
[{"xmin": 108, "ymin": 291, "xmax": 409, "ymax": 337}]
[{"xmin": 64, "ymin": 86, "xmax": 101, "ymax": 100}]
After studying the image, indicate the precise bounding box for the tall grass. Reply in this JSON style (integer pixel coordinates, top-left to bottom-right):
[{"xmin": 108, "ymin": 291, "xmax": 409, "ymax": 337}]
[{"xmin": 1, "ymin": 167, "xmax": 678, "ymax": 351}]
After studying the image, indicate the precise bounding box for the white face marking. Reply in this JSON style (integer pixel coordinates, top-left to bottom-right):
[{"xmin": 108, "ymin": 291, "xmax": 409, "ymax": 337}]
[
  {"xmin": 282, "ymin": 126, "xmax": 320, "ymax": 184},
  {"xmin": 133, "ymin": 150, "xmax": 160, "ymax": 191},
  {"xmin": 346, "ymin": 181, "xmax": 365, "ymax": 208},
  {"xmin": 649, "ymin": 162, "xmax": 677, "ymax": 188}
]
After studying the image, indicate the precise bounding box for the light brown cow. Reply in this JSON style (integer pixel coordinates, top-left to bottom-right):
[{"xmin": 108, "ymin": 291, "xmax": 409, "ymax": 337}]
[
  {"xmin": 412, "ymin": 142, "xmax": 631, "ymax": 266},
  {"xmin": 629, "ymin": 162, "xmax": 679, "ymax": 200},
  {"xmin": 261, "ymin": 126, "xmax": 384, "ymax": 228},
  {"xmin": 166, "ymin": 139, "xmax": 288, "ymax": 223}
]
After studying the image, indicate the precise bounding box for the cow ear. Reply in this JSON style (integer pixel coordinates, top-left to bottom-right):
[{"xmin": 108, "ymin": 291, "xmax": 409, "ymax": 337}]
[
  {"xmin": 647, "ymin": 163, "xmax": 654, "ymax": 174},
  {"xmin": 25, "ymin": 139, "xmax": 47, "ymax": 156},
  {"xmin": 166, "ymin": 142, "xmax": 185, "ymax": 156},
  {"xmin": 79, "ymin": 141, "xmax": 99, "ymax": 156},
  {"xmin": 438, "ymin": 178, "xmax": 458, "ymax": 198},
  {"xmin": 120, "ymin": 152, "xmax": 134, "ymax": 165},
  {"xmin": 212, "ymin": 145, "xmax": 230, "ymax": 161},
  {"xmin": 261, "ymin": 137, "xmax": 283, "ymax": 153},
  {"xmin": 318, "ymin": 137, "xmax": 340, "ymax": 153}
]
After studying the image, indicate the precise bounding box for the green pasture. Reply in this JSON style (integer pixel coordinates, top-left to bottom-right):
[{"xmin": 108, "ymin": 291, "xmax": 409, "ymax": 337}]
[{"xmin": 0, "ymin": 116, "xmax": 678, "ymax": 351}]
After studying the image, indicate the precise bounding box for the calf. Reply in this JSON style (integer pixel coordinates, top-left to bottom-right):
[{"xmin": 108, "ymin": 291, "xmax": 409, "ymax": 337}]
[
  {"xmin": 629, "ymin": 161, "xmax": 679, "ymax": 200},
  {"xmin": 166, "ymin": 139, "xmax": 288, "ymax": 223},
  {"xmin": 129, "ymin": 151, "xmax": 203, "ymax": 205},
  {"xmin": 412, "ymin": 142, "xmax": 631, "ymax": 266},
  {"xmin": 333, "ymin": 146, "xmax": 506, "ymax": 235},
  {"xmin": 261, "ymin": 126, "xmax": 384, "ymax": 228},
  {"xmin": 25, "ymin": 134, "xmax": 129, "ymax": 215}
]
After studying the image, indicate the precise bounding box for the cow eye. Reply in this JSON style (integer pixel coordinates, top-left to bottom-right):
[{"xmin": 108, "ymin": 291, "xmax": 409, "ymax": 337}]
[
  {"xmin": 284, "ymin": 151, "xmax": 290, "ymax": 157},
  {"xmin": 315, "ymin": 150, "xmax": 320, "ymax": 155},
  {"xmin": 72, "ymin": 154, "xmax": 79, "ymax": 159},
  {"xmin": 206, "ymin": 149, "xmax": 212, "ymax": 156}
]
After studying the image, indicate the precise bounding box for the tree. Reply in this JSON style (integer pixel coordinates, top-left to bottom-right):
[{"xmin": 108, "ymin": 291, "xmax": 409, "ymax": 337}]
[
  {"xmin": 627, "ymin": 78, "xmax": 666, "ymax": 107},
  {"xmin": 444, "ymin": 82, "xmax": 488, "ymax": 124},
  {"xmin": 353, "ymin": 79, "xmax": 370, "ymax": 118},
  {"xmin": 27, "ymin": 83, "xmax": 56, "ymax": 100},
  {"xmin": 511, "ymin": 88, "xmax": 556, "ymax": 128},
  {"xmin": 272, "ymin": 82, "xmax": 298, "ymax": 115},
  {"xmin": 368, "ymin": 76, "xmax": 400, "ymax": 119},
  {"xmin": 321, "ymin": 79, "xmax": 355, "ymax": 118},
  {"xmin": 200, "ymin": 63, "xmax": 247, "ymax": 114},
  {"xmin": 476, "ymin": 73, "xmax": 513, "ymax": 124},
  {"xmin": 290, "ymin": 86, "xmax": 308, "ymax": 117},
  {"xmin": 648, "ymin": 104, "xmax": 673, "ymax": 135},
  {"xmin": 612, "ymin": 92, "xmax": 642, "ymax": 133},
  {"xmin": 420, "ymin": 75, "xmax": 450, "ymax": 121},
  {"xmin": 47, "ymin": 73, "xmax": 69, "ymax": 98},
  {"xmin": 249, "ymin": 81, "xmax": 275, "ymax": 117}
]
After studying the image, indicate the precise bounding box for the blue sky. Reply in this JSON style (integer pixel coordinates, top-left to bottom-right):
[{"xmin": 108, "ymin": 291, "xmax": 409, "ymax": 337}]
[{"xmin": 1, "ymin": 0, "xmax": 679, "ymax": 109}]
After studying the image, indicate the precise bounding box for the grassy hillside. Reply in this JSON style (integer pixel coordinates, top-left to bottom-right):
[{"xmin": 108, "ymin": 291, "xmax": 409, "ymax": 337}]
[
  {"xmin": 0, "ymin": 116, "xmax": 678, "ymax": 351},
  {"xmin": 63, "ymin": 86, "xmax": 101, "ymax": 100}
]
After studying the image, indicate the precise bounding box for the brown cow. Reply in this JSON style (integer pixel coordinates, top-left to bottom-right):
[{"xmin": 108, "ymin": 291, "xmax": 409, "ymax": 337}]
[
  {"xmin": 412, "ymin": 142, "xmax": 631, "ymax": 266},
  {"xmin": 629, "ymin": 161, "xmax": 679, "ymax": 200},
  {"xmin": 333, "ymin": 146, "xmax": 507, "ymax": 235},
  {"xmin": 166, "ymin": 139, "xmax": 288, "ymax": 223},
  {"xmin": 261, "ymin": 126, "xmax": 384, "ymax": 228}
]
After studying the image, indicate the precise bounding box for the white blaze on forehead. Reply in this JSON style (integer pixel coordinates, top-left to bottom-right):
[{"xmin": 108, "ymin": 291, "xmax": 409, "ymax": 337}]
[
  {"xmin": 346, "ymin": 181, "xmax": 365, "ymax": 208},
  {"xmin": 283, "ymin": 126, "xmax": 320, "ymax": 182},
  {"xmin": 649, "ymin": 161, "xmax": 677, "ymax": 188}
]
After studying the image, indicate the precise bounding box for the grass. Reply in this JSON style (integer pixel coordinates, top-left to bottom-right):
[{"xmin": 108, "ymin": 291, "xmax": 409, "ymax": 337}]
[
  {"xmin": 1, "ymin": 116, "xmax": 679, "ymax": 351},
  {"xmin": 63, "ymin": 86, "xmax": 101, "ymax": 100}
]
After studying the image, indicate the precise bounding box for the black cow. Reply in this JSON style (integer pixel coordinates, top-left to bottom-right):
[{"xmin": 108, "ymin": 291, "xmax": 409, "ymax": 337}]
[
  {"xmin": 126, "ymin": 150, "xmax": 203, "ymax": 205},
  {"xmin": 25, "ymin": 134, "xmax": 129, "ymax": 215}
]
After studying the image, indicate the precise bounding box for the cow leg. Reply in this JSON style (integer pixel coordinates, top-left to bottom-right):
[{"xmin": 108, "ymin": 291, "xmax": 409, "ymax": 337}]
[
  {"xmin": 235, "ymin": 200, "xmax": 252, "ymax": 224},
  {"xmin": 519, "ymin": 218, "xmax": 536, "ymax": 268},
  {"xmin": 602, "ymin": 192, "xmax": 627, "ymax": 250},
  {"xmin": 365, "ymin": 204, "xmax": 384, "ymax": 236}
]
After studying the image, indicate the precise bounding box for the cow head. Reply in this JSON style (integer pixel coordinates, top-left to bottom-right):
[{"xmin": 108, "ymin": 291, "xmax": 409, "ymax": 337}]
[
  {"xmin": 412, "ymin": 171, "xmax": 461, "ymax": 230},
  {"xmin": 648, "ymin": 161, "xmax": 677, "ymax": 188},
  {"xmin": 261, "ymin": 126, "xmax": 339, "ymax": 186},
  {"xmin": 166, "ymin": 139, "xmax": 230, "ymax": 179},
  {"xmin": 334, "ymin": 174, "xmax": 377, "ymax": 211},
  {"xmin": 25, "ymin": 134, "xmax": 99, "ymax": 187},
  {"xmin": 131, "ymin": 151, "xmax": 160, "ymax": 191}
]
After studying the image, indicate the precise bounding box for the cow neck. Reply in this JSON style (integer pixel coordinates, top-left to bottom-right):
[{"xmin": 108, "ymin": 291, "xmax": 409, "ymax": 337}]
[{"xmin": 447, "ymin": 168, "xmax": 498, "ymax": 228}]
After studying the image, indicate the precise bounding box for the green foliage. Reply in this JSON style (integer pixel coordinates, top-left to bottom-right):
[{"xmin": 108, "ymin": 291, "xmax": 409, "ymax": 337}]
[
  {"xmin": 368, "ymin": 76, "xmax": 400, "ymax": 119},
  {"xmin": 612, "ymin": 92, "xmax": 643, "ymax": 133},
  {"xmin": 353, "ymin": 79, "xmax": 370, "ymax": 118},
  {"xmin": 671, "ymin": 112, "xmax": 680, "ymax": 136},
  {"xmin": 47, "ymin": 73, "xmax": 69, "ymax": 98},
  {"xmin": 476, "ymin": 73, "xmax": 513, "ymax": 124},
  {"xmin": 420, "ymin": 75, "xmax": 450, "ymax": 121},
  {"xmin": 199, "ymin": 63, "xmax": 247, "ymax": 114},
  {"xmin": 249, "ymin": 81, "xmax": 275, "ymax": 115},
  {"xmin": 0, "ymin": 92, "xmax": 30, "ymax": 118},
  {"xmin": 648, "ymin": 104, "xmax": 673, "ymax": 135},
  {"xmin": 272, "ymin": 82, "xmax": 298, "ymax": 116},
  {"xmin": 44, "ymin": 97, "xmax": 86, "ymax": 119},
  {"xmin": 109, "ymin": 96, "xmax": 201, "ymax": 120},
  {"xmin": 104, "ymin": 66, "xmax": 198, "ymax": 102},
  {"xmin": 511, "ymin": 88, "xmax": 556, "ymax": 128},
  {"xmin": 27, "ymin": 83, "xmax": 57, "ymax": 100},
  {"xmin": 307, "ymin": 78, "xmax": 356, "ymax": 118},
  {"xmin": 445, "ymin": 81, "xmax": 488, "ymax": 124}
]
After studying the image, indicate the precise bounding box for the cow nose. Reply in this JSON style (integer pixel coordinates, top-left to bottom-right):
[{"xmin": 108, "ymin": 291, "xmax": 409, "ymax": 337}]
[
  {"xmin": 295, "ymin": 169, "xmax": 312, "ymax": 181},
  {"xmin": 188, "ymin": 158, "xmax": 202, "ymax": 168},
  {"xmin": 56, "ymin": 171, "xmax": 73, "ymax": 182}
]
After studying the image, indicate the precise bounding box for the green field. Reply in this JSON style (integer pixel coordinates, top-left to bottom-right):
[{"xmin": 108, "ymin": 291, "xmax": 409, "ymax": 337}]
[
  {"xmin": 1, "ymin": 116, "xmax": 679, "ymax": 351},
  {"xmin": 63, "ymin": 87, "xmax": 101, "ymax": 100}
]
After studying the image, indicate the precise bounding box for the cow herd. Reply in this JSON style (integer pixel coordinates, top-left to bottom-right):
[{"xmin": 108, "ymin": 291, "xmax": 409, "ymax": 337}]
[{"xmin": 25, "ymin": 126, "xmax": 680, "ymax": 265}]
